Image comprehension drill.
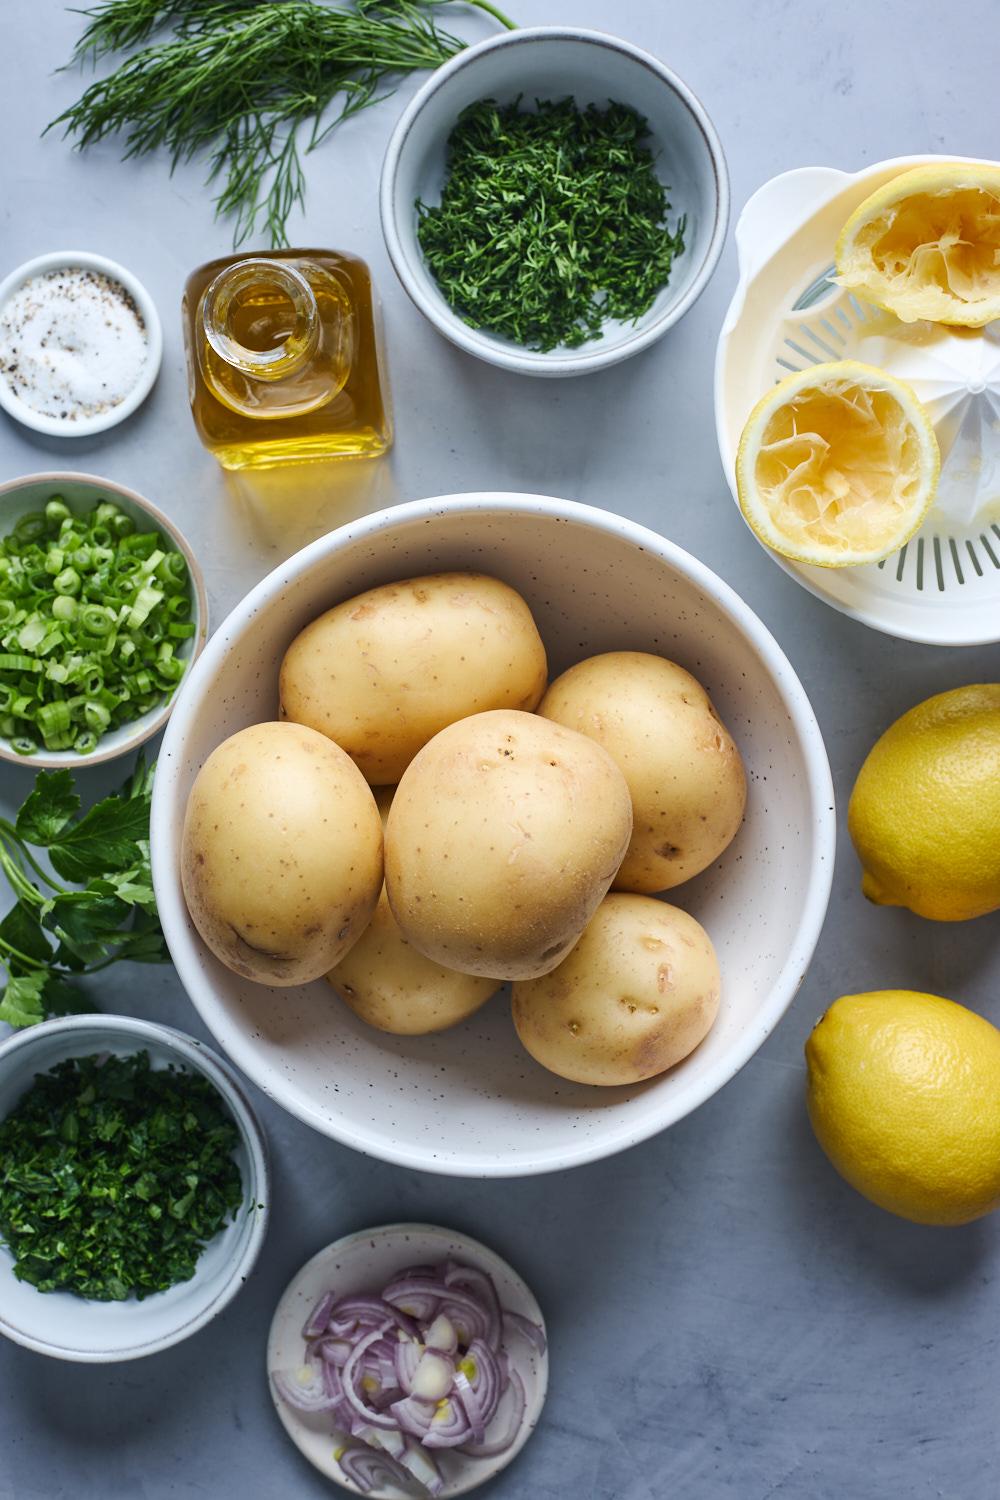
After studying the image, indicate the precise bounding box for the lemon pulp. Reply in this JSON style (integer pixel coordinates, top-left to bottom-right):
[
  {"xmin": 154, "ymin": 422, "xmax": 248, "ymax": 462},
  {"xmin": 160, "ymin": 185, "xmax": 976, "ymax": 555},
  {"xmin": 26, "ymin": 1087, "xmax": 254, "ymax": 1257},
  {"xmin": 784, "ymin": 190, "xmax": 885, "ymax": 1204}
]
[
  {"xmin": 836, "ymin": 163, "xmax": 1000, "ymax": 326},
  {"xmin": 735, "ymin": 360, "xmax": 940, "ymax": 567}
]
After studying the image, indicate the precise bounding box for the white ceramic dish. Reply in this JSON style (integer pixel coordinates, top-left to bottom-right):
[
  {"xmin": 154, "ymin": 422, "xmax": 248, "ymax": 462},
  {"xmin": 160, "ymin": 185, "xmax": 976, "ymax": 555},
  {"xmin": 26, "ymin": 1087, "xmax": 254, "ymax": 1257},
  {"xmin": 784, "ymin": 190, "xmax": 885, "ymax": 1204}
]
[
  {"xmin": 715, "ymin": 153, "xmax": 1000, "ymax": 645},
  {"xmin": 0, "ymin": 470, "xmax": 208, "ymax": 768},
  {"xmin": 151, "ymin": 492, "xmax": 835, "ymax": 1178},
  {"xmin": 380, "ymin": 26, "xmax": 728, "ymax": 377},
  {"xmin": 0, "ymin": 251, "xmax": 162, "ymax": 436},
  {"xmin": 0, "ymin": 1013, "xmax": 269, "ymax": 1362},
  {"xmin": 267, "ymin": 1222, "xmax": 547, "ymax": 1497}
]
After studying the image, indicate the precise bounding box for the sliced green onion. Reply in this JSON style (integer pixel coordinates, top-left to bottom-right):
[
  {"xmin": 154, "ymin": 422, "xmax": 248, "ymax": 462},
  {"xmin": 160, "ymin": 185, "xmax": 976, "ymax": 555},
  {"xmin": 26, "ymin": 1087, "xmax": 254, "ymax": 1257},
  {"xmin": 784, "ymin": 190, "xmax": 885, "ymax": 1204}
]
[
  {"xmin": 53, "ymin": 568, "xmax": 81, "ymax": 596},
  {"xmin": 0, "ymin": 495, "xmax": 195, "ymax": 755},
  {"xmin": 38, "ymin": 700, "xmax": 72, "ymax": 743}
]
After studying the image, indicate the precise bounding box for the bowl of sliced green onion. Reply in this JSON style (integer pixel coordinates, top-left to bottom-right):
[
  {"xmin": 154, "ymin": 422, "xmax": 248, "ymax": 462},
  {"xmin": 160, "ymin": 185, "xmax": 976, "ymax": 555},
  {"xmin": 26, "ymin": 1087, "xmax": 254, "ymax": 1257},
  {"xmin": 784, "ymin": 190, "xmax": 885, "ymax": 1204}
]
[
  {"xmin": 380, "ymin": 26, "xmax": 729, "ymax": 376},
  {"xmin": 0, "ymin": 471, "xmax": 207, "ymax": 767}
]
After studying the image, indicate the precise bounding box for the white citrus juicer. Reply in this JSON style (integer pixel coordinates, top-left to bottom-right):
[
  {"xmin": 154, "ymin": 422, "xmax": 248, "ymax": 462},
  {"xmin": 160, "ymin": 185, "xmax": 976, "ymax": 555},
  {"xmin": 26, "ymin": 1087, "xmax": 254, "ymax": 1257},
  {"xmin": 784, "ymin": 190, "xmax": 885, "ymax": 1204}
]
[{"xmin": 715, "ymin": 154, "xmax": 1000, "ymax": 645}]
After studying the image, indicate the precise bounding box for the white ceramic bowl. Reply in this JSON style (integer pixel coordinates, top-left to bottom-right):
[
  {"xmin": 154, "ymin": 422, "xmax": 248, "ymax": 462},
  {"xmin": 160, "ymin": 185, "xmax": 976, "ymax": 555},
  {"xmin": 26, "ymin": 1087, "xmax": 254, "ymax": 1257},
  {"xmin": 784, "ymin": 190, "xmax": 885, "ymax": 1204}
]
[
  {"xmin": 267, "ymin": 1222, "xmax": 547, "ymax": 1496},
  {"xmin": 0, "ymin": 1013, "xmax": 269, "ymax": 1362},
  {"xmin": 0, "ymin": 251, "xmax": 162, "ymax": 436},
  {"xmin": 150, "ymin": 493, "xmax": 834, "ymax": 1178},
  {"xmin": 0, "ymin": 470, "xmax": 208, "ymax": 768},
  {"xmin": 380, "ymin": 26, "xmax": 729, "ymax": 377}
]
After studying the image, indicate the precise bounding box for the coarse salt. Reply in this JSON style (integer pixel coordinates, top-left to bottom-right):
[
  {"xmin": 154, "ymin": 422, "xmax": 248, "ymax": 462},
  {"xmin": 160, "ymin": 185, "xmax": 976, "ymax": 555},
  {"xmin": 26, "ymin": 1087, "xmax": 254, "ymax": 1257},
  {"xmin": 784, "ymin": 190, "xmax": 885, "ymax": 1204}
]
[{"xmin": 0, "ymin": 266, "xmax": 148, "ymax": 421}]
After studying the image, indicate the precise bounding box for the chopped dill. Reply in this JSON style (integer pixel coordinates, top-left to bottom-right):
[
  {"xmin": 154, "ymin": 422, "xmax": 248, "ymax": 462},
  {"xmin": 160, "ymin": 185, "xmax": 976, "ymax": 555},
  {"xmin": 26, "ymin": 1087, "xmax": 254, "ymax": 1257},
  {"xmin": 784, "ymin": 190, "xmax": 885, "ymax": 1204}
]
[{"xmin": 415, "ymin": 96, "xmax": 687, "ymax": 351}]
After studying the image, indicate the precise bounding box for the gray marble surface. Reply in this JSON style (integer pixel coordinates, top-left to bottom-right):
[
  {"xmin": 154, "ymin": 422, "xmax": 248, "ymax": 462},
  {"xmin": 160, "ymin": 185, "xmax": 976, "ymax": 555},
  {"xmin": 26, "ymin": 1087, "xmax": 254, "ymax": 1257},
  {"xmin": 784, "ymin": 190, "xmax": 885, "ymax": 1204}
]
[{"xmin": 2, "ymin": 2, "xmax": 1000, "ymax": 1496}]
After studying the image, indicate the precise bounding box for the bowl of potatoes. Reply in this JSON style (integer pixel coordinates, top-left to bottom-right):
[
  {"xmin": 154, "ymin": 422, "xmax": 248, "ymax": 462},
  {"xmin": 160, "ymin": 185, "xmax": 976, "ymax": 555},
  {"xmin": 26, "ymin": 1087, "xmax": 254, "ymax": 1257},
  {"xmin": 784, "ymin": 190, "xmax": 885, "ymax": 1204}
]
[{"xmin": 151, "ymin": 493, "xmax": 834, "ymax": 1177}]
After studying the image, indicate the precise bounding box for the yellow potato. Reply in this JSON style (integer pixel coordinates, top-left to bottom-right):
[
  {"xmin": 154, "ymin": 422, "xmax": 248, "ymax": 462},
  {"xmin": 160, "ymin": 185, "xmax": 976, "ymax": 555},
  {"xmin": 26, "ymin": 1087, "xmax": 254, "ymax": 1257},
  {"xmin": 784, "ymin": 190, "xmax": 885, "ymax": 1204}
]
[
  {"xmin": 326, "ymin": 786, "xmax": 499, "ymax": 1033},
  {"xmin": 511, "ymin": 893, "xmax": 721, "ymax": 1085},
  {"xmin": 384, "ymin": 709, "xmax": 633, "ymax": 981},
  {"xmin": 180, "ymin": 720, "xmax": 383, "ymax": 986},
  {"xmin": 278, "ymin": 571, "xmax": 547, "ymax": 784},
  {"xmin": 537, "ymin": 651, "xmax": 746, "ymax": 892}
]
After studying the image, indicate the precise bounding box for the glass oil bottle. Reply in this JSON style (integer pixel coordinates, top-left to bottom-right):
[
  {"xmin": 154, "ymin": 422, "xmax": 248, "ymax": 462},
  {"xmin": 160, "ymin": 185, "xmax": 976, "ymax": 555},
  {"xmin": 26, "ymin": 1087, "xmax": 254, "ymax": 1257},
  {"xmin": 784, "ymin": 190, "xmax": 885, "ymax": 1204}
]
[{"xmin": 182, "ymin": 249, "xmax": 392, "ymax": 469}]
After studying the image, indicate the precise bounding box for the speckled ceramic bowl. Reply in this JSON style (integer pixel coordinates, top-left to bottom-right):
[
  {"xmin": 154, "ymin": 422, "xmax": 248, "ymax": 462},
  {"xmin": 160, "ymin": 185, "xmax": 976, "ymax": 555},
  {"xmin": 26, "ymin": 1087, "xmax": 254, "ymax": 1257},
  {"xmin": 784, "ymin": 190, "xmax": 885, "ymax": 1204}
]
[
  {"xmin": 0, "ymin": 471, "xmax": 207, "ymax": 769},
  {"xmin": 267, "ymin": 1223, "xmax": 547, "ymax": 1496},
  {"xmin": 151, "ymin": 494, "xmax": 834, "ymax": 1177},
  {"xmin": 0, "ymin": 1014, "xmax": 269, "ymax": 1362},
  {"xmin": 0, "ymin": 251, "xmax": 162, "ymax": 436},
  {"xmin": 380, "ymin": 27, "xmax": 728, "ymax": 376}
]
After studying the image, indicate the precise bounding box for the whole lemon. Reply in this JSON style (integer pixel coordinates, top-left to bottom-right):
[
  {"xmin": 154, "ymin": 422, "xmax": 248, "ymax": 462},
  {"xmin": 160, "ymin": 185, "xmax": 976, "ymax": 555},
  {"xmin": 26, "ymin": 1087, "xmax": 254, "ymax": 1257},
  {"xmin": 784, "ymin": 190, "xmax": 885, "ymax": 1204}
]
[
  {"xmin": 847, "ymin": 683, "xmax": 1000, "ymax": 920},
  {"xmin": 805, "ymin": 990, "xmax": 1000, "ymax": 1225}
]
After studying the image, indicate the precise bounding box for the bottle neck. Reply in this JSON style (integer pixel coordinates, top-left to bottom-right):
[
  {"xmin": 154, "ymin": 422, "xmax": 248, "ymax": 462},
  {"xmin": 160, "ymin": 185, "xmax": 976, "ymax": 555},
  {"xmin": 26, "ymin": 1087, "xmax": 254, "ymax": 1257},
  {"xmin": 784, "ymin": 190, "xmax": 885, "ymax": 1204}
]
[
  {"xmin": 202, "ymin": 259, "xmax": 319, "ymax": 381},
  {"xmin": 197, "ymin": 255, "xmax": 355, "ymax": 420}
]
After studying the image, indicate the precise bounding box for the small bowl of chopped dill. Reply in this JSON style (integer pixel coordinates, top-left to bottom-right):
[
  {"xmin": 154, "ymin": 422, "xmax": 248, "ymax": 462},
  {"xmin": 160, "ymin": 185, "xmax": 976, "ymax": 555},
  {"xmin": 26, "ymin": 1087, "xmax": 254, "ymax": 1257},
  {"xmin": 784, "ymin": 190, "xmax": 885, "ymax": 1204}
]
[
  {"xmin": 380, "ymin": 25, "xmax": 729, "ymax": 377},
  {"xmin": 0, "ymin": 471, "xmax": 208, "ymax": 767},
  {"xmin": 0, "ymin": 1012, "xmax": 269, "ymax": 1362}
]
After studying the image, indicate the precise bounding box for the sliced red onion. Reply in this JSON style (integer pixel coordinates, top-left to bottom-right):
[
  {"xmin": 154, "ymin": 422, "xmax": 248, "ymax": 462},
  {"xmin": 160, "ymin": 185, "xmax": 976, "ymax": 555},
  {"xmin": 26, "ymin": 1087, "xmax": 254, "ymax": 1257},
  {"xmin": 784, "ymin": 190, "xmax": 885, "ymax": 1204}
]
[
  {"xmin": 420, "ymin": 1398, "xmax": 477, "ymax": 1451},
  {"xmin": 310, "ymin": 1333, "xmax": 354, "ymax": 1367},
  {"xmin": 394, "ymin": 1334, "xmax": 423, "ymax": 1396},
  {"xmin": 503, "ymin": 1308, "xmax": 548, "ymax": 1355},
  {"xmin": 383, "ymin": 1276, "xmax": 496, "ymax": 1348},
  {"xmin": 271, "ymin": 1362, "xmax": 342, "ymax": 1414},
  {"xmin": 457, "ymin": 1337, "xmax": 503, "ymax": 1431},
  {"xmin": 410, "ymin": 1349, "xmax": 455, "ymax": 1403},
  {"xmin": 393, "ymin": 1391, "xmax": 474, "ymax": 1450},
  {"xmin": 456, "ymin": 1366, "xmax": 528, "ymax": 1460},
  {"xmin": 336, "ymin": 1442, "xmax": 415, "ymax": 1496},
  {"xmin": 453, "ymin": 1369, "xmax": 486, "ymax": 1446},
  {"xmin": 443, "ymin": 1262, "xmax": 502, "ymax": 1346},
  {"xmin": 398, "ymin": 1436, "xmax": 444, "ymax": 1496},
  {"xmin": 342, "ymin": 1328, "xmax": 407, "ymax": 1431},
  {"xmin": 302, "ymin": 1288, "xmax": 339, "ymax": 1340},
  {"xmin": 272, "ymin": 1259, "xmax": 543, "ymax": 1478},
  {"xmin": 423, "ymin": 1312, "xmax": 458, "ymax": 1356}
]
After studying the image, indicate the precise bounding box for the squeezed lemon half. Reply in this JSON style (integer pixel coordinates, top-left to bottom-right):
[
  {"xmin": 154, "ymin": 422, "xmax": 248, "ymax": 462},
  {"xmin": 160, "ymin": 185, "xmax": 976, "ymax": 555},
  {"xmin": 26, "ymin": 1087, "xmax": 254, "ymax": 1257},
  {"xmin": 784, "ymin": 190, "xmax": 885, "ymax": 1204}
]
[
  {"xmin": 835, "ymin": 162, "xmax": 1000, "ymax": 326},
  {"xmin": 805, "ymin": 989, "xmax": 1000, "ymax": 1225},
  {"xmin": 735, "ymin": 360, "xmax": 940, "ymax": 568}
]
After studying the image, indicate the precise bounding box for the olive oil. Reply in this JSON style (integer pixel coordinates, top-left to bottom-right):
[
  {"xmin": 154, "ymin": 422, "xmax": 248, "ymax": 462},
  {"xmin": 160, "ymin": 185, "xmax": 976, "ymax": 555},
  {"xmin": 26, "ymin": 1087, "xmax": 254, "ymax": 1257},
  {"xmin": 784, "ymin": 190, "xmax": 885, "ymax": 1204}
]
[{"xmin": 182, "ymin": 249, "xmax": 392, "ymax": 469}]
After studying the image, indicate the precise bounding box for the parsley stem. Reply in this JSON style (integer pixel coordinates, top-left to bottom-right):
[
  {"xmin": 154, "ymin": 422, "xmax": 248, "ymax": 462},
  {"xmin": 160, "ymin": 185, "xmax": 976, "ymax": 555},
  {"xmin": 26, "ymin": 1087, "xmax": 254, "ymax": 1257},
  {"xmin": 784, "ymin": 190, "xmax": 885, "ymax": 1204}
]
[{"xmin": 0, "ymin": 820, "xmax": 62, "ymax": 893}]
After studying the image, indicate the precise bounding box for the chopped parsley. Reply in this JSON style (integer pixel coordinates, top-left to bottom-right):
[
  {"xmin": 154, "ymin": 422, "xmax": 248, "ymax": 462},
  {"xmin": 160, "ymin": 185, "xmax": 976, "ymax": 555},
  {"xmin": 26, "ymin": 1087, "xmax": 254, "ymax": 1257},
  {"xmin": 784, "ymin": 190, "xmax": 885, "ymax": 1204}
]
[
  {"xmin": 0, "ymin": 1049, "xmax": 244, "ymax": 1300},
  {"xmin": 416, "ymin": 96, "xmax": 687, "ymax": 351}
]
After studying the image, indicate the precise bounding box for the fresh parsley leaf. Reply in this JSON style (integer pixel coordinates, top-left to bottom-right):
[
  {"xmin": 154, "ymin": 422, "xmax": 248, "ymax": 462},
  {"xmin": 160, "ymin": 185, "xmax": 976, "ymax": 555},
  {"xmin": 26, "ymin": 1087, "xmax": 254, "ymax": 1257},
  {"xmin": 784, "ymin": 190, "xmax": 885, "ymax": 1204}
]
[
  {"xmin": 0, "ymin": 753, "xmax": 170, "ymax": 1026},
  {"xmin": 14, "ymin": 769, "xmax": 80, "ymax": 846},
  {"xmin": 0, "ymin": 901, "xmax": 53, "ymax": 969},
  {"xmin": 0, "ymin": 971, "xmax": 48, "ymax": 1028},
  {"xmin": 46, "ymin": 793, "xmax": 149, "ymax": 883}
]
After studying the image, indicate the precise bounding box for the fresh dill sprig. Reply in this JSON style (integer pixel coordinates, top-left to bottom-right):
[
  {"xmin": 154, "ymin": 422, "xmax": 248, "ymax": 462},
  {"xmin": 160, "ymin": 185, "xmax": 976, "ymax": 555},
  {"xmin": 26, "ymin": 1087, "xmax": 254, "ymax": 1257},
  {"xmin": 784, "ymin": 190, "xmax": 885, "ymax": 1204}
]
[
  {"xmin": 416, "ymin": 96, "xmax": 687, "ymax": 351},
  {"xmin": 48, "ymin": 0, "xmax": 516, "ymax": 247}
]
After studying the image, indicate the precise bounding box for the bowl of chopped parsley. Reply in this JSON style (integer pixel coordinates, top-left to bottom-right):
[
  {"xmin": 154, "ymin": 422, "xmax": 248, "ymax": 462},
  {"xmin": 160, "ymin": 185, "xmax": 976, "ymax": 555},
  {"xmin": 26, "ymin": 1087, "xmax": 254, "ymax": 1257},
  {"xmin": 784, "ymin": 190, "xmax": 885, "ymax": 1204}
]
[
  {"xmin": 0, "ymin": 471, "xmax": 207, "ymax": 767},
  {"xmin": 0, "ymin": 1013, "xmax": 269, "ymax": 1361},
  {"xmin": 380, "ymin": 25, "xmax": 729, "ymax": 376}
]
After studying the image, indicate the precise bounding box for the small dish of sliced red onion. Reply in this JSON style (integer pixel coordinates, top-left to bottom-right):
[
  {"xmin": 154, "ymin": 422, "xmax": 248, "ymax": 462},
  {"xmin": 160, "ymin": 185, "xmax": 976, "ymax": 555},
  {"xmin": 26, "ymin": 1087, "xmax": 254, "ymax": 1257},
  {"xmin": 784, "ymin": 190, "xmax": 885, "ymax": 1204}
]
[{"xmin": 267, "ymin": 1223, "xmax": 548, "ymax": 1497}]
